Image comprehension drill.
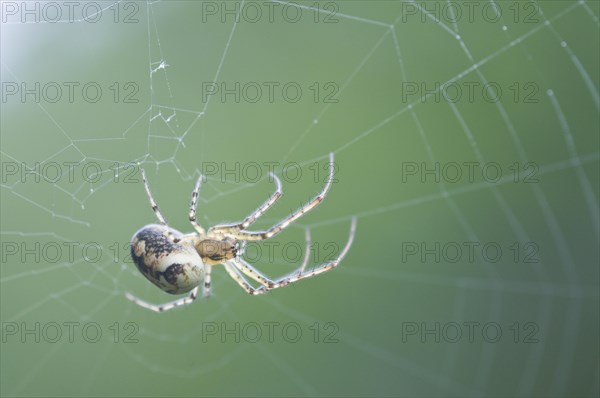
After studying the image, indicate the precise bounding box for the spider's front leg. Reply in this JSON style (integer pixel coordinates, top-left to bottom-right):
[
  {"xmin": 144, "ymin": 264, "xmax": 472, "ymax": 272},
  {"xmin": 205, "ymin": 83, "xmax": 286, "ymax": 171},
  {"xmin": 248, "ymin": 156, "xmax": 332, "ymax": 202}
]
[
  {"xmin": 209, "ymin": 172, "xmax": 283, "ymax": 236},
  {"xmin": 223, "ymin": 153, "xmax": 335, "ymax": 242}
]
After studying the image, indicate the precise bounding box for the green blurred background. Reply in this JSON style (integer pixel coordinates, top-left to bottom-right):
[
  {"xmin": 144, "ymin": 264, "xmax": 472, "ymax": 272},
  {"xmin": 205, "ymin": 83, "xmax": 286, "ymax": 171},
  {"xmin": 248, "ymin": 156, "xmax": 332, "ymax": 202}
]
[{"xmin": 1, "ymin": 1, "xmax": 598, "ymax": 397}]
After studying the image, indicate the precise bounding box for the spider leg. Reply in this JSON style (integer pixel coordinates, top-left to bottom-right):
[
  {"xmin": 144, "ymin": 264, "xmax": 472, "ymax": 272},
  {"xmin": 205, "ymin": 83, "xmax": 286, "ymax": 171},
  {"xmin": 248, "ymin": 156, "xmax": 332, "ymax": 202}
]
[
  {"xmin": 203, "ymin": 265, "xmax": 212, "ymax": 298},
  {"xmin": 140, "ymin": 168, "xmax": 179, "ymax": 242},
  {"xmin": 125, "ymin": 287, "xmax": 200, "ymax": 313},
  {"xmin": 231, "ymin": 257, "xmax": 273, "ymax": 287},
  {"xmin": 223, "ymin": 153, "xmax": 335, "ymax": 241},
  {"xmin": 189, "ymin": 174, "xmax": 206, "ymax": 235},
  {"xmin": 209, "ymin": 172, "xmax": 283, "ymax": 235},
  {"xmin": 231, "ymin": 228, "xmax": 312, "ymax": 288},
  {"xmin": 223, "ymin": 261, "xmax": 266, "ymax": 295},
  {"xmin": 242, "ymin": 217, "xmax": 356, "ymax": 292},
  {"xmin": 141, "ymin": 168, "xmax": 168, "ymax": 226}
]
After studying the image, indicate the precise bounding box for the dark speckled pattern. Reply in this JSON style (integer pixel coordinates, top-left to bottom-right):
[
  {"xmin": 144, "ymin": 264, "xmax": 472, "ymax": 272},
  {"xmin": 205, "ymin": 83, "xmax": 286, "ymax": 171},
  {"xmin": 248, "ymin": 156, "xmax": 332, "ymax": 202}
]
[{"xmin": 130, "ymin": 224, "xmax": 204, "ymax": 294}]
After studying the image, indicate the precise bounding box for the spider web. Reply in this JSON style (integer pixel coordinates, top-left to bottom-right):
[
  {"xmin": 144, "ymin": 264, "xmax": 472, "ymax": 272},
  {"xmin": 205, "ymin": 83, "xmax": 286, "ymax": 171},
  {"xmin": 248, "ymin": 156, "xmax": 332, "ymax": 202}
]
[{"xmin": 1, "ymin": 1, "xmax": 599, "ymax": 396}]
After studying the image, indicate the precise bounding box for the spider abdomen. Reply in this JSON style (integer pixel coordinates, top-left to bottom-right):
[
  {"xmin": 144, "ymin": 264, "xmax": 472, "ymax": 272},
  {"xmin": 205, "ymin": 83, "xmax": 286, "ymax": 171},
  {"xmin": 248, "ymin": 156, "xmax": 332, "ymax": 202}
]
[{"xmin": 130, "ymin": 224, "xmax": 204, "ymax": 294}]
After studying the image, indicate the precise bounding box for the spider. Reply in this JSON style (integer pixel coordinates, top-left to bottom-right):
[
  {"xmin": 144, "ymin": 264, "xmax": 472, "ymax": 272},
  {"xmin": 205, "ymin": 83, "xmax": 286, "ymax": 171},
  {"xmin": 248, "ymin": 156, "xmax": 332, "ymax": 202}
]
[{"xmin": 126, "ymin": 153, "xmax": 357, "ymax": 312}]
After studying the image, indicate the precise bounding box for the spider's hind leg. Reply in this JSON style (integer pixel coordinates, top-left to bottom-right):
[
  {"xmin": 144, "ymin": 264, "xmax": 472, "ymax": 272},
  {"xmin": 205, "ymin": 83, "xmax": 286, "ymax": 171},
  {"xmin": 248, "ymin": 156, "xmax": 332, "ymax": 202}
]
[
  {"xmin": 189, "ymin": 174, "xmax": 206, "ymax": 235},
  {"xmin": 141, "ymin": 168, "xmax": 168, "ymax": 226},
  {"xmin": 232, "ymin": 218, "xmax": 356, "ymax": 293},
  {"xmin": 125, "ymin": 287, "xmax": 200, "ymax": 313},
  {"xmin": 231, "ymin": 228, "xmax": 311, "ymax": 288},
  {"xmin": 203, "ymin": 265, "xmax": 212, "ymax": 298},
  {"xmin": 223, "ymin": 261, "xmax": 268, "ymax": 295}
]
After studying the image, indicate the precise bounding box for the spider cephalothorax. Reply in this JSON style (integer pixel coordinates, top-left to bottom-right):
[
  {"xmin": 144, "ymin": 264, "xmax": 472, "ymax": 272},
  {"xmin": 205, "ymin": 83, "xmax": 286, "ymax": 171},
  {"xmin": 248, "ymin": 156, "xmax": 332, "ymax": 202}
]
[
  {"xmin": 126, "ymin": 153, "xmax": 356, "ymax": 312},
  {"xmin": 194, "ymin": 236, "xmax": 238, "ymax": 265}
]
